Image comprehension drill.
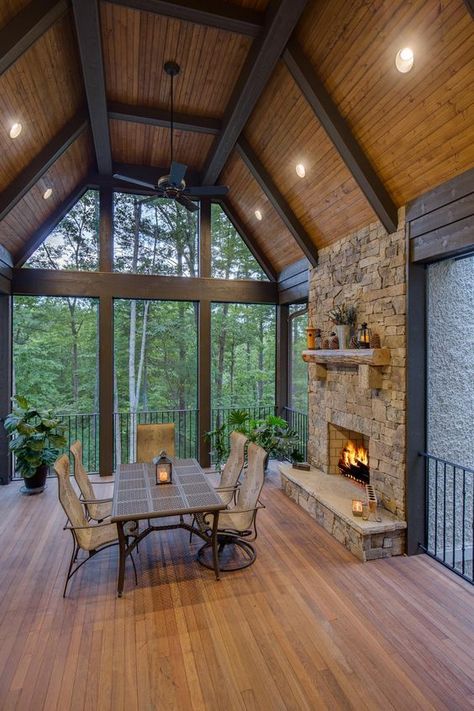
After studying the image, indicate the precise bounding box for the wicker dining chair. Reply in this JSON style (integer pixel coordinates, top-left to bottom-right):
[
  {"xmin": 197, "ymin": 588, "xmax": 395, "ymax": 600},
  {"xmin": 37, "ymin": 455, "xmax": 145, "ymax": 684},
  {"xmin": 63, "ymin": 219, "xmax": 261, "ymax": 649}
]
[
  {"xmin": 70, "ymin": 440, "xmax": 112, "ymax": 522},
  {"xmin": 136, "ymin": 423, "xmax": 176, "ymax": 462},
  {"xmin": 207, "ymin": 430, "xmax": 248, "ymax": 505},
  {"xmin": 54, "ymin": 454, "xmax": 137, "ymax": 597},
  {"xmin": 197, "ymin": 441, "xmax": 267, "ymax": 571}
]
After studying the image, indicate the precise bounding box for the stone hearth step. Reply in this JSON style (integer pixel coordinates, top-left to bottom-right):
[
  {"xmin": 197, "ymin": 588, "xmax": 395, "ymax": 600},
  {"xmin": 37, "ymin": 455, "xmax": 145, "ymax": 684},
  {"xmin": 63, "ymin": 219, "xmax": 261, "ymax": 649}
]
[{"xmin": 279, "ymin": 463, "xmax": 407, "ymax": 562}]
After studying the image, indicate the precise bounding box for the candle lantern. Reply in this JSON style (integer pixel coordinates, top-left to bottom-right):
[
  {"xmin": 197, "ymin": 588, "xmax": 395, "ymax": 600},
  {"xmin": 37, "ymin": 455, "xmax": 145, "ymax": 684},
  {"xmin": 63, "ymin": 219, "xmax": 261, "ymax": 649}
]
[
  {"xmin": 153, "ymin": 450, "xmax": 173, "ymax": 485},
  {"xmin": 358, "ymin": 322, "xmax": 371, "ymax": 349},
  {"xmin": 352, "ymin": 499, "xmax": 364, "ymax": 517}
]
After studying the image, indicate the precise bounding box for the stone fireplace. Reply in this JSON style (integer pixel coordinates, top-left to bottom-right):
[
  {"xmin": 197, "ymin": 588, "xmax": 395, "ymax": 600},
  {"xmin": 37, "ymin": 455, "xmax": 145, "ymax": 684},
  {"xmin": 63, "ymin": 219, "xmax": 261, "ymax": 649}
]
[
  {"xmin": 280, "ymin": 210, "xmax": 407, "ymax": 561},
  {"xmin": 328, "ymin": 423, "xmax": 369, "ymax": 483}
]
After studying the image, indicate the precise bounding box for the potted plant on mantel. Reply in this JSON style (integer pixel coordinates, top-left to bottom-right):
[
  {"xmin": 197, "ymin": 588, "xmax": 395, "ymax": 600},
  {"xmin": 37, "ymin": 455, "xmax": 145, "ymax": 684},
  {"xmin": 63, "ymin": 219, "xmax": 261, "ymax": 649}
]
[
  {"xmin": 328, "ymin": 304, "xmax": 357, "ymax": 349},
  {"xmin": 4, "ymin": 396, "xmax": 67, "ymax": 495}
]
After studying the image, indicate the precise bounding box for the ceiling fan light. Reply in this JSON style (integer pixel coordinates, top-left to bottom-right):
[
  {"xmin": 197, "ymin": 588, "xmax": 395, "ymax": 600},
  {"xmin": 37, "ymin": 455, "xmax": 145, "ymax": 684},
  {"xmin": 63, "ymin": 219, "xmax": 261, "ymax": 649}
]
[
  {"xmin": 255, "ymin": 209, "xmax": 263, "ymax": 221},
  {"xmin": 295, "ymin": 163, "xmax": 305, "ymax": 178},
  {"xmin": 395, "ymin": 47, "xmax": 414, "ymax": 73}
]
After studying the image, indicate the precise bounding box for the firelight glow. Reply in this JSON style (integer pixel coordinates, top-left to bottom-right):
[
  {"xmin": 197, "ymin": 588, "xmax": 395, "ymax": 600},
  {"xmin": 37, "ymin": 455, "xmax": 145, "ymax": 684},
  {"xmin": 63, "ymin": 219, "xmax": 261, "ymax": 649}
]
[
  {"xmin": 295, "ymin": 163, "xmax": 306, "ymax": 178},
  {"xmin": 254, "ymin": 209, "xmax": 263, "ymax": 221},
  {"xmin": 342, "ymin": 440, "xmax": 368, "ymax": 468},
  {"xmin": 9, "ymin": 122, "xmax": 22, "ymax": 139},
  {"xmin": 395, "ymin": 47, "xmax": 414, "ymax": 73}
]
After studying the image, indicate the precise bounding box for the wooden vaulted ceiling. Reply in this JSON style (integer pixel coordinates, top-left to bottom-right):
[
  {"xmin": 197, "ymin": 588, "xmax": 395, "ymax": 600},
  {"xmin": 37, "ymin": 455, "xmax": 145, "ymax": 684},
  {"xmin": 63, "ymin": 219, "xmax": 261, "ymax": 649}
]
[{"xmin": 0, "ymin": 0, "xmax": 473, "ymax": 273}]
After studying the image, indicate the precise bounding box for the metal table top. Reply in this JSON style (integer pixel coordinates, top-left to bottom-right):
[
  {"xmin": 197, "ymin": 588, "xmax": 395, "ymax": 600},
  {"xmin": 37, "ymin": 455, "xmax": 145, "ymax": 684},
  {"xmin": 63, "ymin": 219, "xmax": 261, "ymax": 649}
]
[{"xmin": 111, "ymin": 458, "xmax": 226, "ymax": 522}]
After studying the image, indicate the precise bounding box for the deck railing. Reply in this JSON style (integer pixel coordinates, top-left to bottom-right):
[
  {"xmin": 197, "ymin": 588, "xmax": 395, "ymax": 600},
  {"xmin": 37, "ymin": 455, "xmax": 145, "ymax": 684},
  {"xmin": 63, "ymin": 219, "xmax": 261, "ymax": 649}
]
[
  {"xmin": 11, "ymin": 404, "xmax": 310, "ymax": 478},
  {"xmin": 421, "ymin": 452, "xmax": 473, "ymax": 584}
]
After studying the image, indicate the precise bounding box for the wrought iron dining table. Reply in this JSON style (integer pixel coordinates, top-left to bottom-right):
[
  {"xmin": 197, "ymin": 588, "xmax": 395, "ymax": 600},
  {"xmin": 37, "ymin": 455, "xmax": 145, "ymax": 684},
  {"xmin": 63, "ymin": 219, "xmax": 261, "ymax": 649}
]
[{"xmin": 111, "ymin": 458, "xmax": 226, "ymax": 596}]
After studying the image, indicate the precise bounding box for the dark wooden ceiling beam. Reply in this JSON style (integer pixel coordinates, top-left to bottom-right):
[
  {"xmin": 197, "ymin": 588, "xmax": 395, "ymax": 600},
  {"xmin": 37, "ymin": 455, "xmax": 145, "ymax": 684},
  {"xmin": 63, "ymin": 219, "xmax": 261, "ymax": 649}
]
[
  {"xmin": 218, "ymin": 199, "xmax": 277, "ymax": 281},
  {"xmin": 202, "ymin": 0, "xmax": 309, "ymax": 186},
  {"xmin": 0, "ymin": 111, "xmax": 88, "ymax": 222},
  {"xmin": 236, "ymin": 137, "xmax": 318, "ymax": 266},
  {"xmin": 72, "ymin": 0, "xmax": 112, "ymax": 175},
  {"xmin": 107, "ymin": 0, "xmax": 264, "ymax": 36},
  {"xmin": 0, "ymin": 0, "xmax": 68, "ymax": 75},
  {"xmin": 283, "ymin": 41, "xmax": 399, "ymax": 234},
  {"xmin": 14, "ymin": 180, "xmax": 90, "ymax": 268},
  {"xmin": 108, "ymin": 102, "xmax": 221, "ymax": 134}
]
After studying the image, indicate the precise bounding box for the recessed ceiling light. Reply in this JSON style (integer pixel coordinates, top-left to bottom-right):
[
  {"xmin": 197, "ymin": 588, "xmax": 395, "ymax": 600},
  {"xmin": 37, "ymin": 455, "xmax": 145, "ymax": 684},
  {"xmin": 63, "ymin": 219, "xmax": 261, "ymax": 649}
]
[
  {"xmin": 255, "ymin": 209, "xmax": 263, "ymax": 221},
  {"xmin": 395, "ymin": 47, "xmax": 414, "ymax": 73},
  {"xmin": 295, "ymin": 163, "xmax": 306, "ymax": 178},
  {"xmin": 9, "ymin": 122, "xmax": 22, "ymax": 138},
  {"xmin": 43, "ymin": 188, "xmax": 53, "ymax": 200}
]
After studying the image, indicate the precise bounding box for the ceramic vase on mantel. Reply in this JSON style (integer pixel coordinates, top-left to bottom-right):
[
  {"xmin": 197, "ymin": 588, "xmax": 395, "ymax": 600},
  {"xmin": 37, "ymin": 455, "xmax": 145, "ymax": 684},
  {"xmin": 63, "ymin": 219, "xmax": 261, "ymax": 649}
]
[{"xmin": 335, "ymin": 324, "xmax": 350, "ymax": 349}]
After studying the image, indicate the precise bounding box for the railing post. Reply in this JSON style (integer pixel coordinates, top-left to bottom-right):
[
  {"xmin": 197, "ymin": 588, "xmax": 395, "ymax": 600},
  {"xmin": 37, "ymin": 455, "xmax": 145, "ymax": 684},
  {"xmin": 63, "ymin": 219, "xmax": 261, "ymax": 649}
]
[{"xmin": 0, "ymin": 294, "xmax": 12, "ymax": 484}]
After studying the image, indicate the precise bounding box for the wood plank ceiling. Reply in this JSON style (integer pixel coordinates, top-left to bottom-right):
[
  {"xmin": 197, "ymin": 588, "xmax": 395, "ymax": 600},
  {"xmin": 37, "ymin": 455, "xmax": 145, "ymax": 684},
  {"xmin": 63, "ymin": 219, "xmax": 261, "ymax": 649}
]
[{"xmin": 0, "ymin": 0, "xmax": 473, "ymax": 271}]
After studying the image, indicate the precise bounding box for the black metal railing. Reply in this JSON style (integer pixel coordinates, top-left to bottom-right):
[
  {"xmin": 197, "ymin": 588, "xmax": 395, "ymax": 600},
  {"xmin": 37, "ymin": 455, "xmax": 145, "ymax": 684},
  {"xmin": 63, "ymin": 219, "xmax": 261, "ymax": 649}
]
[
  {"xmin": 284, "ymin": 407, "xmax": 308, "ymax": 461},
  {"xmin": 421, "ymin": 452, "xmax": 473, "ymax": 584}
]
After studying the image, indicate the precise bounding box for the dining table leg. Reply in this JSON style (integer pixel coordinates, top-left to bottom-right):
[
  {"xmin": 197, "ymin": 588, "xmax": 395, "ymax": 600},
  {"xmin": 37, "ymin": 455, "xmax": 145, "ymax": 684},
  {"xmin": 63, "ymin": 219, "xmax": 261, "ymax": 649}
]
[
  {"xmin": 116, "ymin": 521, "xmax": 127, "ymax": 597},
  {"xmin": 211, "ymin": 512, "xmax": 220, "ymax": 581}
]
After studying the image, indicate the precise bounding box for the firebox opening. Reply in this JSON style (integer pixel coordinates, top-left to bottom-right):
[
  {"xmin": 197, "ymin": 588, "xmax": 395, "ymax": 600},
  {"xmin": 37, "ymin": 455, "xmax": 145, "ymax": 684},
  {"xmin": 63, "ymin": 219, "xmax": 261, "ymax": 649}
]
[
  {"xmin": 338, "ymin": 439, "xmax": 370, "ymax": 484},
  {"xmin": 327, "ymin": 423, "xmax": 370, "ymax": 484}
]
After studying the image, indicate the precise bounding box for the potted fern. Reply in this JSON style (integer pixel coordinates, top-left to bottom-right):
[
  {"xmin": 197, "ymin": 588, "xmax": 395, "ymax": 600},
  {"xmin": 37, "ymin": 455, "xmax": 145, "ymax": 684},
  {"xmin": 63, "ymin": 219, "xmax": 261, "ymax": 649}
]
[{"xmin": 4, "ymin": 396, "xmax": 67, "ymax": 494}]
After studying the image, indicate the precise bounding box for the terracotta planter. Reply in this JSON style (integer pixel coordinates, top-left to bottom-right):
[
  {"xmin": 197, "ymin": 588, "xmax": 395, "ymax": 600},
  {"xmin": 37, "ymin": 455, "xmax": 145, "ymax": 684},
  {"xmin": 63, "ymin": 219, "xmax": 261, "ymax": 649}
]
[{"xmin": 21, "ymin": 464, "xmax": 48, "ymax": 494}]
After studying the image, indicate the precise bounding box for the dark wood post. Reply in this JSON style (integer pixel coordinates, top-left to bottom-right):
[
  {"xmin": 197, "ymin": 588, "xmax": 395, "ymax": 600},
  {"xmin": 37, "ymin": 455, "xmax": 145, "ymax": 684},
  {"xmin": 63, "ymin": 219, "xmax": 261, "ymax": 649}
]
[
  {"xmin": 198, "ymin": 201, "xmax": 212, "ymax": 467},
  {"xmin": 98, "ymin": 187, "xmax": 114, "ymax": 475},
  {"xmin": 0, "ymin": 294, "xmax": 12, "ymax": 484},
  {"xmin": 276, "ymin": 304, "xmax": 289, "ymax": 417},
  {"xmin": 406, "ymin": 260, "xmax": 427, "ymax": 554},
  {"xmin": 198, "ymin": 299, "xmax": 212, "ymax": 468}
]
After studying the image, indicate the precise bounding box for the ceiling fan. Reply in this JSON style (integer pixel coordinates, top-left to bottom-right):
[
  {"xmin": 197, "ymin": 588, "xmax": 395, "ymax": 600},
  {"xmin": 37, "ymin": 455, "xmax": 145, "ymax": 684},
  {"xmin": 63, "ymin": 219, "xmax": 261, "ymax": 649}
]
[{"xmin": 113, "ymin": 62, "xmax": 229, "ymax": 213}]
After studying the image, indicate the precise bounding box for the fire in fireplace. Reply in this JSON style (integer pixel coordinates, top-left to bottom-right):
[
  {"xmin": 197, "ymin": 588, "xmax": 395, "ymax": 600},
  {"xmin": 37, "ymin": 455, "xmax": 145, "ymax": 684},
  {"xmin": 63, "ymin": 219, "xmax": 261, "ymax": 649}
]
[{"xmin": 338, "ymin": 440, "xmax": 370, "ymax": 484}]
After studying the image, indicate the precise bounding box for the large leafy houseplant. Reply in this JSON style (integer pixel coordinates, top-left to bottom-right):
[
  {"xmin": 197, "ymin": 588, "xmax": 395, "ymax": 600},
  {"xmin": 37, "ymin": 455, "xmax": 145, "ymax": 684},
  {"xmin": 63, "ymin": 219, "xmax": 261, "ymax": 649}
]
[
  {"xmin": 206, "ymin": 409, "xmax": 301, "ymax": 471},
  {"xmin": 4, "ymin": 396, "xmax": 67, "ymax": 487}
]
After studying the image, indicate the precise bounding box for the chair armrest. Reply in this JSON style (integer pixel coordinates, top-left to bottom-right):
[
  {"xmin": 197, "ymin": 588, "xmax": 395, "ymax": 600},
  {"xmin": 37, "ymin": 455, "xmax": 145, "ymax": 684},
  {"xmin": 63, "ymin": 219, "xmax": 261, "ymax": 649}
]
[
  {"xmin": 64, "ymin": 521, "xmax": 113, "ymax": 531},
  {"xmin": 215, "ymin": 484, "xmax": 240, "ymax": 493},
  {"xmin": 91, "ymin": 479, "xmax": 115, "ymax": 485},
  {"xmin": 82, "ymin": 497, "xmax": 113, "ymax": 504}
]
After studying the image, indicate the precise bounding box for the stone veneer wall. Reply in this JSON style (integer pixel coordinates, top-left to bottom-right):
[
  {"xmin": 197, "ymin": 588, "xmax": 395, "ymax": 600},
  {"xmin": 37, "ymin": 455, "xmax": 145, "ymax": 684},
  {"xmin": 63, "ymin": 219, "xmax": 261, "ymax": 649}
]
[{"xmin": 308, "ymin": 209, "xmax": 407, "ymax": 520}]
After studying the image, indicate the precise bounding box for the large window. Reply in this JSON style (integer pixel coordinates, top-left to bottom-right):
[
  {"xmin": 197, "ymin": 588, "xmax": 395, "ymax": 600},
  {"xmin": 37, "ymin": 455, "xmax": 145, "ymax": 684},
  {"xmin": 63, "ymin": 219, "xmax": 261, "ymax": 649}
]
[
  {"xmin": 114, "ymin": 299, "xmax": 198, "ymax": 462},
  {"xmin": 211, "ymin": 204, "xmax": 268, "ymax": 280},
  {"xmin": 12, "ymin": 296, "xmax": 99, "ymax": 470},
  {"xmin": 113, "ymin": 193, "xmax": 198, "ymax": 276},
  {"xmin": 24, "ymin": 190, "xmax": 99, "ymax": 271},
  {"xmin": 289, "ymin": 305, "xmax": 308, "ymax": 413},
  {"xmin": 211, "ymin": 303, "xmax": 276, "ymax": 413}
]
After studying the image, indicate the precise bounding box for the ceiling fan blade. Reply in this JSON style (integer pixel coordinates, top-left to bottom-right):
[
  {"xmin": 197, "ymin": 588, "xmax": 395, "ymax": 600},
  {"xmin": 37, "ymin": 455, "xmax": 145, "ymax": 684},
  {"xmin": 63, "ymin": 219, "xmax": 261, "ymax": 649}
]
[
  {"xmin": 169, "ymin": 161, "xmax": 188, "ymax": 186},
  {"xmin": 113, "ymin": 173, "xmax": 156, "ymax": 190},
  {"xmin": 175, "ymin": 194, "xmax": 199, "ymax": 213},
  {"xmin": 184, "ymin": 185, "xmax": 229, "ymax": 197}
]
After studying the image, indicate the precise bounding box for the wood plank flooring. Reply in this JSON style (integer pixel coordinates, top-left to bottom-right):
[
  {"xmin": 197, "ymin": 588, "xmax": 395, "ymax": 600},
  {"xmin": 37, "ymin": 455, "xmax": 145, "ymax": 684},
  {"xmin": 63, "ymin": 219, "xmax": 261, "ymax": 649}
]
[{"xmin": 0, "ymin": 467, "xmax": 472, "ymax": 710}]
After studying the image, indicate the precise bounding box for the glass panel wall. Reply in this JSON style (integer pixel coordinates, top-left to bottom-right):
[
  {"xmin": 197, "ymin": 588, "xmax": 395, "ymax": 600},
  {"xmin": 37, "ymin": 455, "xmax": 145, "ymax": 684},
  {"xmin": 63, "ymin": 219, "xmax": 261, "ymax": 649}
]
[
  {"xmin": 114, "ymin": 299, "xmax": 198, "ymax": 463},
  {"xmin": 211, "ymin": 302, "xmax": 276, "ymax": 426},
  {"xmin": 113, "ymin": 193, "xmax": 198, "ymax": 276},
  {"xmin": 12, "ymin": 296, "xmax": 99, "ymax": 472},
  {"xmin": 211, "ymin": 204, "xmax": 268, "ymax": 280},
  {"xmin": 24, "ymin": 190, "xmax": 100, "ymax": 271}
]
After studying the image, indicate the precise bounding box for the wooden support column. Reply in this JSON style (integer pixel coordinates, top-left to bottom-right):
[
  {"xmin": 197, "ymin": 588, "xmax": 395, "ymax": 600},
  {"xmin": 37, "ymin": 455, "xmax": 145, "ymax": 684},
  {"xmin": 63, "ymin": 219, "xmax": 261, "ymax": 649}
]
[
  {"xmin": 0, "ymin": 295, "xmax": 12, "ymax": 484},
  {"xmin": 198, "ymin": 300, "xmax": 211, "ymax": 468},
  {"xmin": 199, "ymin": 200, "xmax": 211, "ymax": 278},
  {"xmin": 98, "ymin": 187, "xmax": 114, "ymax": 475},
  {"xmin": 99, "ymin": 296, "xmax": 114, "ymax": 476},
  {"xmin": 276, "ymin": 304, "xmax": 289, "ymax": 417}
]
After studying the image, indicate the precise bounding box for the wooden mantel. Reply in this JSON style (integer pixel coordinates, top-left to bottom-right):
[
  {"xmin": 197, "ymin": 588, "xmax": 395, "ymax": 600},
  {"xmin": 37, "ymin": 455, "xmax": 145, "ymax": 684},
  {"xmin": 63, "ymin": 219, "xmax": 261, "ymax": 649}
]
[{"xmin": 302, "ymin": 348, "xmax": 390, "ymax": 389}]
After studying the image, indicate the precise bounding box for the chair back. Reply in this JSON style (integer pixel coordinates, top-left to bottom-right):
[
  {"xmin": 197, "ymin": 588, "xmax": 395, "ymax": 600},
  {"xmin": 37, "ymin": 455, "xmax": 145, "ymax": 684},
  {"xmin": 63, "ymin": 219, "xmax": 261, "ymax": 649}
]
[
  {"xmin": 54, "ymin": 454, "xmax": 89, "ymax": 548},
  {"xmin": 136, "ymin": 423, "xmax": 176, "ymax": 463},
  {"xmin": 220, "ymin": 431, "xmax": 247, "ymax": 489},
  {"xmin": 235, "ymin": 442, "xmax": 266, "ymax": 528},
  {"xmin": 70, "ymin": 440, "xmax": 94, "ymax": 502}
]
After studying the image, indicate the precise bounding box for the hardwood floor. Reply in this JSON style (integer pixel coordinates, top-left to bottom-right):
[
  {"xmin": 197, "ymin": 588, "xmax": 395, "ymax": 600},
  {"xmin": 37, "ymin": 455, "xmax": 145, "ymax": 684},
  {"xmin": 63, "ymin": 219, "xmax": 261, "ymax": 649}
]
[{"xmin": 0, "ymin": 467, "xmax": 472, "ymax": 710}]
